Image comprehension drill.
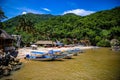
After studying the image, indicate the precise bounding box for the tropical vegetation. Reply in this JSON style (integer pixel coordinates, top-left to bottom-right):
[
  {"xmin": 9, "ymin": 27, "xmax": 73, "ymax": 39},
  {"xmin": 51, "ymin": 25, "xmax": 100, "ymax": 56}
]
[{"xmin": 1, "ymin": 6, "xmax": 120, "ymax": 47}]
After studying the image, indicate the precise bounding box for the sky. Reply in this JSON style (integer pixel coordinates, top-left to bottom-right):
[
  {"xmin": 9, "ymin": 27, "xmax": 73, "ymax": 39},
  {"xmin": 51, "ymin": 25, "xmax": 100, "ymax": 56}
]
[{"xmin": 0, "ymin": 0, "xmax": 120, "ymax": 19}]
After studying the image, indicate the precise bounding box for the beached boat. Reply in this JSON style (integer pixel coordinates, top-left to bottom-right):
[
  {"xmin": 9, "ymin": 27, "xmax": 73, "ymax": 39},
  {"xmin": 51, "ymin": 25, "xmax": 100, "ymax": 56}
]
[
  {"xmin": 66, "ymin": 48, "xmax": 84, "ymax": 56},
  {"xmin": 60, "ymin": 51, "xmax": 73, "ymax": 59},
  {"xmin": 67, "ymin": 49, "xmax": 78, "ymax": 56},
  {"xmin": 74, "ymin": 48, "xmax": 85, "ymax": 53},
  {"xmin": 48, "ymin": 50, "xmax": 64, "ymax": 60},
  {"xmin": 25, "ymin": 50, "xmax": 65, "ymax": 61},
  {"xmin": 25, "ymin": 51, "xmax": 53, "ymax": 61}
]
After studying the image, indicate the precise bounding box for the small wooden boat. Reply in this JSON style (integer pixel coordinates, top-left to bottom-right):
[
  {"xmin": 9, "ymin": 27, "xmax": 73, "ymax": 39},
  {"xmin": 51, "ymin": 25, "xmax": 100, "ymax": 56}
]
[
  {"xmin": 48, "ymin": 50, "xmax": 64, "ymax": 60},
  {"xmin": 25, "ymin": 51, "xmax": 53, "ymax": 61},
  {"xmin": 60, "ymin": 51, "xmax": 73, "ymax": 59},
  {"xmin": 74, "ymin": 48, "xmax": 84, "ymax": 53},
  {"xmin": 67, "ymin": 49, "xmax": 78, "ymax": 56}
]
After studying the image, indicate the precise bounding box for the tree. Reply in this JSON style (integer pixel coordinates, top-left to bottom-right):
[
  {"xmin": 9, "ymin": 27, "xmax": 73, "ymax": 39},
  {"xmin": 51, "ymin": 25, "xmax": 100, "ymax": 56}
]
[
  {"xmin": 0, "ymin": 8, "xmax": 7, "ymax": 29},
  {"xmin": 0, "ymin": 8, "xmax": 6, "ymax": 21},
  {"xmin": 17, "ymin": 16, "xmax": 26, "ymax": 31},
  {"xmin": 3, "ymin": 6, "xmax": 120, "ymax": 47},
  {"xmin": 17, "ymin": 15, "xmax": 34, "ymax": 33}
]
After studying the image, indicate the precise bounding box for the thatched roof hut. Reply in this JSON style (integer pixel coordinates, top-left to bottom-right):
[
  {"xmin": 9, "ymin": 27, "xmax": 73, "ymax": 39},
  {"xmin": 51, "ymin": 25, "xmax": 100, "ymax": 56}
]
[
  {"xmin": 0, "ymin": 29, "xmax": 13, "ymax": 39},
  {"xmin": 35, "ymin": 40, "xmax": 53, "ymax": 47},
  {"xmin": 0, "ymin": 29, "xmax": 13, "ymax": 49},
  {"xmin": 35, "ymin": 41, "xmax": 53, "ymax": 45}
]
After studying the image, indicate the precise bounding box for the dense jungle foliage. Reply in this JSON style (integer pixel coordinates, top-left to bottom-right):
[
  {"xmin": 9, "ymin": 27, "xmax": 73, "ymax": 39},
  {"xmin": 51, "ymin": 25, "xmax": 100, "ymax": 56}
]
[{"xmin": 2, "ymin": 6, "xmax": 120, "ymax": 46}]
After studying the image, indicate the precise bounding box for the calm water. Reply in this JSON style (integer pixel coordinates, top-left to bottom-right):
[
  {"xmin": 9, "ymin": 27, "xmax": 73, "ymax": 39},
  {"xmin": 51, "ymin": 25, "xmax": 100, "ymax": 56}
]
[{"xmin": 1, "ymin": 48, "xmax": 120, "ymax": 80}]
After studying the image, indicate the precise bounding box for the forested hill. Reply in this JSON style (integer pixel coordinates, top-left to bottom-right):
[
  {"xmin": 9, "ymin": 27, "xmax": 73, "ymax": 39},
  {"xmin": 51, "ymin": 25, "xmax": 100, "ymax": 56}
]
[
  {"xmin": 4, "ymin": 13, "xmax": 54, "ymax": 28},
  {"xmin": 3, "ymin": 6, "xmax": 120, "ymax": 47}
]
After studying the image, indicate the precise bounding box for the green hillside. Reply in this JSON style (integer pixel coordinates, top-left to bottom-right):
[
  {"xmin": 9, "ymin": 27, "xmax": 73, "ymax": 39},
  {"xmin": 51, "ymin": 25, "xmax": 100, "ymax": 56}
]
[
  {"xmin": 3, "ymin": 6, "xmax": 120, "ymax": 46},
  {"xmin": 4, "ymin": 13, "xmax": 54, "ymax": 28}
]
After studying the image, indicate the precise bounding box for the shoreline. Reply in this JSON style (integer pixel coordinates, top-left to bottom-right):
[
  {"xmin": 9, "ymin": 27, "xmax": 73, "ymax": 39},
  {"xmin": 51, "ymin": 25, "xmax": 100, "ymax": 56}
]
[{"xmin": 17, "ymin": 46, "xmax": 97, "ymax": 59}]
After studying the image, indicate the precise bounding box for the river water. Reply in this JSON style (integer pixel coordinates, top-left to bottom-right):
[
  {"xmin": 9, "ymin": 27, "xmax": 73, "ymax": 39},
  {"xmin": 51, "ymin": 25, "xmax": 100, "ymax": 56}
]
[{"xmin": 1, "ymin": 48, "xmax": 120, "ymax": 80}]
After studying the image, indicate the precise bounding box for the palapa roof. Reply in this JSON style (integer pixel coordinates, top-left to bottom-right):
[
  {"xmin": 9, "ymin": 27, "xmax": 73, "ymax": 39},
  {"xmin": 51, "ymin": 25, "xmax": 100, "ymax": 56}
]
[
  {"xmin": 35, "ymin": 40, "xmax": 53, "ymax": 45},
  {"xmin": 0, "ymin": 29, "xmax": 13, "ymax": 39}
]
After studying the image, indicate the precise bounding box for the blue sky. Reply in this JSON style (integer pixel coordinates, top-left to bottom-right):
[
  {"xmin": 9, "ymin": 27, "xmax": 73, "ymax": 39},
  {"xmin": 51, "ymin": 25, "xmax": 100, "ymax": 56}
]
[{"xmin": 0, "ymin": 0, "xmax": 120, "ymax": 19}]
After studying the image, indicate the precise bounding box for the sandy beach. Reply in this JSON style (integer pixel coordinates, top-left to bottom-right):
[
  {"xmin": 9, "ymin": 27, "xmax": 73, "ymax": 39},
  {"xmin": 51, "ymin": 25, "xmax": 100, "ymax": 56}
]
[{"xmin": 17, "ymin": 46, "xmax": 95, "ymax": 59}]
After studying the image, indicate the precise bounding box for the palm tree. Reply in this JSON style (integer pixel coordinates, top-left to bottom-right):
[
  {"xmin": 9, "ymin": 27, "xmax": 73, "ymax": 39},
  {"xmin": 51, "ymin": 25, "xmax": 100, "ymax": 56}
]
[
  {"xmin": 0, "ymin": 8, "xmax": 7, "ymax": 29},
  {"xmin": 0, "ymin": 8, "xmax": 6, "ymax": 21}
]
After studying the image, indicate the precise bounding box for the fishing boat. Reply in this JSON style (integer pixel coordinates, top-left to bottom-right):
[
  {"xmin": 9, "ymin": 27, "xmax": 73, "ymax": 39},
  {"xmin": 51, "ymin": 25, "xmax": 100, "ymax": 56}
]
[
  {"xmin": 65, "ymin": 48, "xmax": 83, "ymax": 56},
  {"xmin": 25, "ymin": 50, "xmax": 65, "ymax": 61},
  {"xmin": 74, "ymin": 48, "xmax": 84, "ymax": 53},
  {"xmin": 60, "ymin": 51, "xmax": 73, "ymax": 59},
  {"xmin": 25, "ymin": 51, "xmax": 53, "ymax": 61},
  {"xmin": 48, "ymin": 50, "xmax": 64, "ymax": 60},
  {"xmin": 67, "ymin": 49, "xmax": 78, "ymax": 56}
]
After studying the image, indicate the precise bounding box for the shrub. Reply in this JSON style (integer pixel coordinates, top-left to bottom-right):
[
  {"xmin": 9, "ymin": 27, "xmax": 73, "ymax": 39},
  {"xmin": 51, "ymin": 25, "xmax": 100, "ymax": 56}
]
[{"xmin": 97, "ymin": 39, "xmax": 110, "ymax": 47}]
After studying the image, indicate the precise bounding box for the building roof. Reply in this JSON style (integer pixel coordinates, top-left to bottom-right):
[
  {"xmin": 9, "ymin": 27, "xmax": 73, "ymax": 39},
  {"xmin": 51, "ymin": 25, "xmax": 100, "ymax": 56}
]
[
  {"xmin": 0, "ymin": 29, "xmax": 13, "ymax": 39},
  {"xmin": 35, "ymin": 40, "xmax": 53, "ymax": 45}
]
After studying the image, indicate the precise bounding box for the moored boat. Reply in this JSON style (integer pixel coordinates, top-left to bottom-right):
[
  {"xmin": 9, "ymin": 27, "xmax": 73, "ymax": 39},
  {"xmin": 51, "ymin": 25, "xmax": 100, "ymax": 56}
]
[
  {"xmin": 25, "ymin": 51, "xmax": 53, "ymax": 61},
  {"xmin": 60, "ymin": 51, "xmax": 73, "ymax": 59}
]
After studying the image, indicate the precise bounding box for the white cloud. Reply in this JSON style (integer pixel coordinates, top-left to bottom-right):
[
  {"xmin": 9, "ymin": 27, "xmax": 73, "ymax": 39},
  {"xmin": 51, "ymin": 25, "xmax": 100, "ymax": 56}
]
[
  {"xmin": 22, "ymin": 12, "xmax": 27, "ymax": 14},
  {"xmin": 63, "ymin": 9, "xmax": 95, "ymax": 16},
  {"xmin": 42, "ymin": 8, "xmax": 51, "ymax": 12},
  {"xmin": 17, "ymin": 7, "xmax": 43, "ymax": 14}
]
